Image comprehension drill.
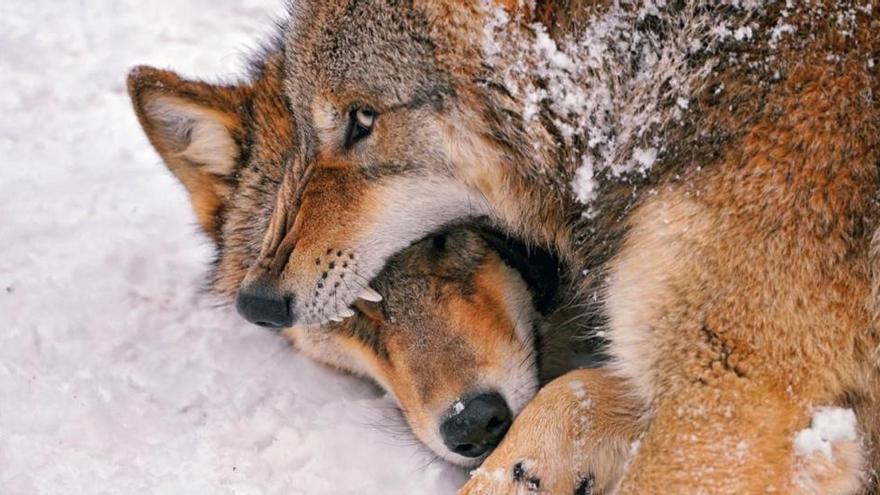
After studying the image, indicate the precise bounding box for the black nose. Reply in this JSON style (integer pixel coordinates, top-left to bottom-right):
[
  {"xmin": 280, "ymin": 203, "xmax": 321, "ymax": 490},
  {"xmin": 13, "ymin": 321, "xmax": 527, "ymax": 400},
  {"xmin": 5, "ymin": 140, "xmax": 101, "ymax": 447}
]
[
  {"xmin": 235, "ymin": 283, "xmax": 295, "ymax": 328},
  {"xmin": 439, "ymin": 392, "xmax": 512, "ymax": 458}
]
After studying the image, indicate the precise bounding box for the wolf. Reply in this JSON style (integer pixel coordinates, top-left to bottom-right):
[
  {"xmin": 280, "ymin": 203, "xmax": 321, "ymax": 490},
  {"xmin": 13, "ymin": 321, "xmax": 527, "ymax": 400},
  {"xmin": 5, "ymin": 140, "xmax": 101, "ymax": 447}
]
[
  {"xmin": 128, "ymin": 0, "xmax": 880, "ymax": 493},
  {"xmin": 287, "ymin": 225, "xmax": 547, "ymax": 466},
  {"xmin": 126, "ymin": 53, "xmax": 599, "ymax": 467}
]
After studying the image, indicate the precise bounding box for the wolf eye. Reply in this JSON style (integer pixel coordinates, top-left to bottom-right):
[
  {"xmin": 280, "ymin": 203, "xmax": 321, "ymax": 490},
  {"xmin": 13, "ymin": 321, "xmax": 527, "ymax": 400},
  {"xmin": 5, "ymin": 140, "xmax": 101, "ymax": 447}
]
[
  {"xmin": 345, "ymin": 107, "xmax": 376, "ymax": 148},
  {"xmin": 432, "ymin": 233, "xmax": 448, "ymax": 251}
]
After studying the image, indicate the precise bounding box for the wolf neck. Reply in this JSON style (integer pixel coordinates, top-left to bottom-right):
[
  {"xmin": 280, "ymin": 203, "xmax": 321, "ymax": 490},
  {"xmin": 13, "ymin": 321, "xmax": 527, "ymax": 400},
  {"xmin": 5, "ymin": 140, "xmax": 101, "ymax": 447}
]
[{"xmin": 466, "ymin": 2, "xmax": 768, "ymax": 266}]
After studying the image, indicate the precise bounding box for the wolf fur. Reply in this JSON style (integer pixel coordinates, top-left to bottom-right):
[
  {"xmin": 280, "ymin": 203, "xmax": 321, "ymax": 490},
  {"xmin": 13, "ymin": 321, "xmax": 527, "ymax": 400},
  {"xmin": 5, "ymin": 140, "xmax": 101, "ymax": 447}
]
[{"xmin": 129, "ymin": 0, "xmax": 880, "ymax": 492}]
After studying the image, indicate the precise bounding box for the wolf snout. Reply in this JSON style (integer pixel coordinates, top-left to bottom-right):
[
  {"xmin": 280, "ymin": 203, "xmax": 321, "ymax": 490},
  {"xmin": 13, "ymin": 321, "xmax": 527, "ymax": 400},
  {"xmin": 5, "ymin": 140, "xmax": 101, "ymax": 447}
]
[
  {"xmin": 440, "ymin": 392, "xmax": 512, "ymax": 458},
  {"xmin": 236, "ymin": 282, "xmax": 295, "ymax": 328}
]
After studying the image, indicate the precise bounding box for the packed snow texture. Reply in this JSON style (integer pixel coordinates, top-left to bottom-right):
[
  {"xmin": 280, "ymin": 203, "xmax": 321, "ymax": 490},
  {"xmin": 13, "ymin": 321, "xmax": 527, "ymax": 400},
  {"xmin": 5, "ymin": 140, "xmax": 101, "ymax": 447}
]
[
  {"xmin": 0, "ymin": 1, "xmax": 465, "ymax": 493},
  {"xmin": 794, "ymin": 407, "xmax": 859, "ymax": 460}
]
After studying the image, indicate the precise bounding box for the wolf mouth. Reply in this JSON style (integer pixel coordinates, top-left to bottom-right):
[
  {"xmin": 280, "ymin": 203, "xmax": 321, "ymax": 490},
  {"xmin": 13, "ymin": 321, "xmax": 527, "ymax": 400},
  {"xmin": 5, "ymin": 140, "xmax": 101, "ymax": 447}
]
[{"xmin": 317, "ymin": 220, "xmax": 563, "ymax": 327}]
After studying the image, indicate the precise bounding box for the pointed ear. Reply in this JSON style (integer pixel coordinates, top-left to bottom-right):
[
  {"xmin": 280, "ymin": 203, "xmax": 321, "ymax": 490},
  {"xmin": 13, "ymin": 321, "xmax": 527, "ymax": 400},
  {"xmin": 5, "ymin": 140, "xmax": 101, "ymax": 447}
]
[{"xmin": 127, "ymin": 65, "xmax": 249, "ymax": 239}]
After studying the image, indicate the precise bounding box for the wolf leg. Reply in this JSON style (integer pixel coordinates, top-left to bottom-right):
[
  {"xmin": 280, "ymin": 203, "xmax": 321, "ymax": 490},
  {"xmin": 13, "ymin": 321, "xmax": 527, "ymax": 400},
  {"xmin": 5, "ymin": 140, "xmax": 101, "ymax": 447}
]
[
  {"xmin": 459, "ymin": 368, "xmax": 643, "ymax": 495},
  {"xmin": 614, "ymin": 377, "xmax": 864, "ymax": 495}
]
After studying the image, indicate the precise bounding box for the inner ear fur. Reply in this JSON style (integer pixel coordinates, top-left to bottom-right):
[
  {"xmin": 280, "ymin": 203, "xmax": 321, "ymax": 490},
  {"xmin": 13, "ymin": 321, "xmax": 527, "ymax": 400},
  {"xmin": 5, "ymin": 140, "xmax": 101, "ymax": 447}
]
[{"xmin": 127, "ymin": 65, "xmax": 250, "ymax": 238}]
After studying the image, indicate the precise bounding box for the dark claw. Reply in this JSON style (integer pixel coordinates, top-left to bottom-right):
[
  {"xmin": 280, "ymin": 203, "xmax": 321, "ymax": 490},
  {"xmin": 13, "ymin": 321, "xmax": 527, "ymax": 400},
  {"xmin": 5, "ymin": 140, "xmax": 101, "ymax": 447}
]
[{"xmin": 575, "ymin": 474, "xmax": 595, "ymax": 495}]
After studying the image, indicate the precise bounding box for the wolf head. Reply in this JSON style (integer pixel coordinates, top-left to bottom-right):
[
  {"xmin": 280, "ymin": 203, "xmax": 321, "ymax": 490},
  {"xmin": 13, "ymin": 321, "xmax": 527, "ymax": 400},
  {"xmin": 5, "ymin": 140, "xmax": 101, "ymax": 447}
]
[
  {"xmin": 129, "ymin": 0, "xmax": 568, "ymax": 328},
  {"xmin": 288, "ymin": 226, "xmax": 550, "ymax": 465},
  {"xmin": 128, "ymin": 37, "xmax": 566, "ymax": 464}
]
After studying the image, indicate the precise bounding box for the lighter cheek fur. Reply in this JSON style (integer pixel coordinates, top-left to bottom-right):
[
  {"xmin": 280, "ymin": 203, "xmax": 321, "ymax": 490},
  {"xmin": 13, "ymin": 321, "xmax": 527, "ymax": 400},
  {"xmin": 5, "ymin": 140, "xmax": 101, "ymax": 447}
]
[{"xmin": 473, "ymin": 261, "xmax": 540, "ymax": 415}]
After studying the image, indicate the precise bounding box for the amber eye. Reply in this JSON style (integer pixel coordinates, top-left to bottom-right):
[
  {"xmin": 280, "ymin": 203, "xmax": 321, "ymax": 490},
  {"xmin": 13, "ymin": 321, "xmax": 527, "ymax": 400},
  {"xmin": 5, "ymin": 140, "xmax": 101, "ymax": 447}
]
[{"xmin": 345, "ymin": 107, "xmax": 376, "ymax": 148}]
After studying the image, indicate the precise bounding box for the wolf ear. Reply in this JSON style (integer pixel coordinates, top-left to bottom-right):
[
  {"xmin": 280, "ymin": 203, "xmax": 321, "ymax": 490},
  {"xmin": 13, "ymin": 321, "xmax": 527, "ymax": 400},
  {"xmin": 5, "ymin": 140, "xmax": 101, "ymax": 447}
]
[{"xmin": 127, "ymin": 65, "xmax": 249, "ymax": 239}]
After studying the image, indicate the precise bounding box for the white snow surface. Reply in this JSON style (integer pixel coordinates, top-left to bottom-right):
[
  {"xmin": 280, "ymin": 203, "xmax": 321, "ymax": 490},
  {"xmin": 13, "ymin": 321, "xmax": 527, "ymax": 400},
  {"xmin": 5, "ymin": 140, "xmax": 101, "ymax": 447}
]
[
  {"xmin": 0, "ymin": 1, "xmax": 465, "ymax": 494},
  {"xmin": 794, "ymin": 407, "xmax": 859, "ymax": 460}
]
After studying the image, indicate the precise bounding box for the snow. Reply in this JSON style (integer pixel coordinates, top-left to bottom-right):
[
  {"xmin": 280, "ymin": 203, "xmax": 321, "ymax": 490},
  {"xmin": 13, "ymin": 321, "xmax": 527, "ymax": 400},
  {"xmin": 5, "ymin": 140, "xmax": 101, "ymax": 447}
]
[
  {"xmin": 0, "ymin": 1, "xmax": 464, "ymax": 493},
  {"xmin": 571, "ymin": 159, "xmax": 599, "ymax": 205},
  {"xmin": 794, "ymin": 407, "xmax": 858, "ymax": 460},
  {"xmin": 733, "ymin": 26, "xmax": 753, "ymax": 41},
  {"xmin": 568, "ymin": 379, "xmax": 592, "ymax": 412},
  {"xmin": 769, "ymin": 22, "xmax": 797, "ymax": 49},
  {"xmin": 632, "ymin": 147, "xmax": 658, "ymax": 173}
]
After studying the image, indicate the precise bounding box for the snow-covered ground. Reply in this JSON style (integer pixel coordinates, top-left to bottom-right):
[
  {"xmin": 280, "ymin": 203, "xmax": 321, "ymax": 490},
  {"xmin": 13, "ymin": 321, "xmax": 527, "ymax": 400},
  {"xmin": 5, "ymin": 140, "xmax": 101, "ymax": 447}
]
[{"xmin": 0, "ymin": 1, "xmax": 465, "ymax": 493}]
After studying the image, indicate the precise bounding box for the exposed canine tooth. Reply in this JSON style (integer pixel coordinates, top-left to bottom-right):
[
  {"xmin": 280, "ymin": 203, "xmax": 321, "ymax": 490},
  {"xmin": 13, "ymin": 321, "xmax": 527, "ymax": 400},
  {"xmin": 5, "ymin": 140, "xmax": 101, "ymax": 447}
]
[
  {"xmin": 338, "ymin": 307, "xmax": 355, "ymax": 318},
  {"xmin": 359, "ymin": 287, "xmax": 383, "ymax": 302},
  {"xmin": 329, "ymin": 315, "xmax": 343, "ymax": 323}
]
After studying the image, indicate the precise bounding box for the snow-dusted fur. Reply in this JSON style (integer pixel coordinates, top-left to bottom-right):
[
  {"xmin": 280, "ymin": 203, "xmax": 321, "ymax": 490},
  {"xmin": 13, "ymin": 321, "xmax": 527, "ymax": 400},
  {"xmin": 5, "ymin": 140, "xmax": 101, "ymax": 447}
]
[
  {"xmin": 483, "ymin": 1, "xmax": 759, "ymax": 205},
  {"xmin": 792, "ymin": 408, "xmax": 864, "ymax": 494},
  {"xmin": 466, "ymin": 2, "xmax": 880, "ymax": 493}
]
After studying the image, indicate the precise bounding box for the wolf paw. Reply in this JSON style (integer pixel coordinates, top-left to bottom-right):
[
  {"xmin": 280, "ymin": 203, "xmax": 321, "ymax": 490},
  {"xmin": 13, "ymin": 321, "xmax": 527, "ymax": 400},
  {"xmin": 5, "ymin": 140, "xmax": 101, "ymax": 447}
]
[
  {"xmin": 458, "ymin": 369, "xmax": 642, "ymax": 495},
  {"xmin": 461, "ymin": 459, "xmax": 596, "ymax": 494}
]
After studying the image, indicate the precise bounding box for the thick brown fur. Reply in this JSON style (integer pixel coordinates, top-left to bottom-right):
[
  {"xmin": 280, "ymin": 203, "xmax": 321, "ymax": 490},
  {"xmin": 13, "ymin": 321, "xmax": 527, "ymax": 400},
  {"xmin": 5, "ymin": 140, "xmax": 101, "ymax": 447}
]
[
  {"xmin": 129, "ymin": 1, "xmax": 880, "ymax": 493},
  {"xmin": 605, "ymin": 47, "xmax": 880, "ymax": 494}
]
